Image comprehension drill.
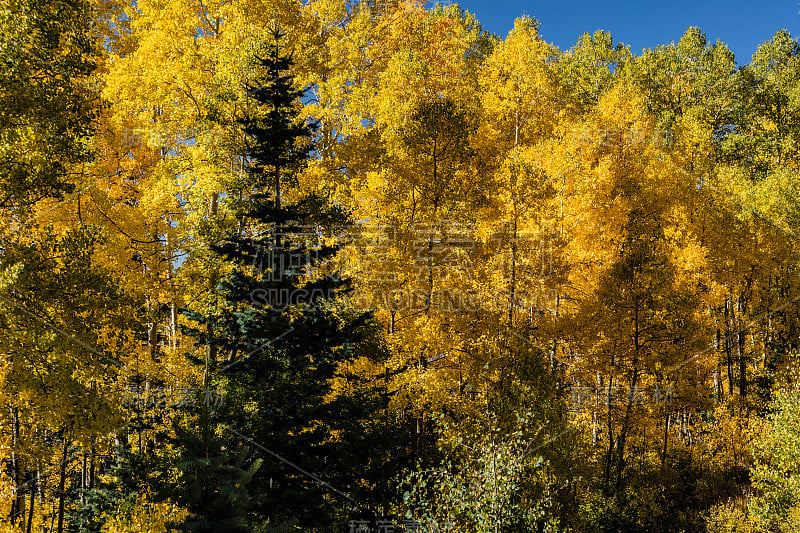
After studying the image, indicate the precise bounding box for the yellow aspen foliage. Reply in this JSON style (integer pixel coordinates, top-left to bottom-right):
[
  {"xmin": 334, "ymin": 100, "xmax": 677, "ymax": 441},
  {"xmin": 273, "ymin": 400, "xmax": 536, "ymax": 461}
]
[{"xmin": 101, "ymin": 494, "xmax": 189, "ymax": 533}]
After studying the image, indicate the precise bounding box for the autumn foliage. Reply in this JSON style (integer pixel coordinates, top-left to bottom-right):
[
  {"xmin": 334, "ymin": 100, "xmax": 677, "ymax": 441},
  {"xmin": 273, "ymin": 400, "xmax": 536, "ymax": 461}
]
[{"xmin": 2, "ymin": 1, "xmax": 800, "ymax": 532}]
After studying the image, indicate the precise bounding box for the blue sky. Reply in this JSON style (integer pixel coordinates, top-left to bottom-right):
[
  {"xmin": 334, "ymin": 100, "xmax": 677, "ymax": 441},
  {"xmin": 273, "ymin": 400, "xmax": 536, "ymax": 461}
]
[{"xmin": 454, "ymin": 0, "xmax": 800, "ymax": 64}]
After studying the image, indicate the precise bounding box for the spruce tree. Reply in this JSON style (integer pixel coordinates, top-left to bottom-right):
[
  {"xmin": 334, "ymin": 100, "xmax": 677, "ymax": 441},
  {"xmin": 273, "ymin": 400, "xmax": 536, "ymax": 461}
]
[{"xmin": 180, "ymin": 27, "xmax": 406, "ymax": 529}]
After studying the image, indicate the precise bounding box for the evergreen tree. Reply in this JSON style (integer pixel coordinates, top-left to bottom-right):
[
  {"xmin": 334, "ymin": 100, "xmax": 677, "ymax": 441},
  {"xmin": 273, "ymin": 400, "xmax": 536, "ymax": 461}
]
[
  {"xmin": 164, "ymin": 414, "xmax": 263, "ymax": 533},
  {"xmin": 180, "ymin": 27, "xmax": 408, "ymax": 529}
]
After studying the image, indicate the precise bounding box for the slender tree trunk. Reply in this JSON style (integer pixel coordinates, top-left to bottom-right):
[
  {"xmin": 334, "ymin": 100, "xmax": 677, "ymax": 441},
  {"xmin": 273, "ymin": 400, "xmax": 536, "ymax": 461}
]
[
  {"xmin": 10, "ymin": 406, "xmax": 24, "ymax": 524},
  {"xmin": 737, "ymin": 331, "xmax": 746, "ymax": 397},
  {"xmin": 724, "ymin": 300, "xmax": 734, "ymax": 395},
  {"xmin": 616, "ymin": 372, "xmax": 637, "ymax": 485},
  {"xmin": 26, "ymin": 476, "xmax": 34, "ymax": 533},
  {"xmin": 616, "ymin": 302, "xmax": 641, "ymax": 486},
  {"xmin": 171, "ymin": 301, "xmax": 178, "ymax": 350},
  {"xmin": 603, "ymin": 374, "xmax": 615, "ymax": 485},
  {"xmin": 426, "ymin": 233, "xmax": 434, "ymax": 315},
  {"xmin": 661, "ymin": 413, "xmax": 670, "ymax": 470},
  {"xmin": 56, "ymin": 439, "xmax": 69, "ymax": 533},
  {"xmin": 37, "ymin": 464, "xmax": 43, "ymax": 503},
  {"xmin": 714, "ymin": 328, "xmax": 723, "ymax": 401},
  {"xmin": 166, "ymin": 231, "xmax": 178, "ymax": 350},
  {"xmin": 274, "ymin": 164, "xmax": 281, "ymax": 209},
  {"xmin": 737, "ymin": 297, "xmax": 747, "ymax": 397},
  {"xmin": 49, "ymin": 496, "xmax": 56, "ymax": 533},
  {"xmin": 89, "ymin": 444, "xmax": 95, "ymax": 490},
  {"xmin": 147, "ymin": 318, "xmax": 158, "ymax": 360},
  {"xmin": 508, "ymin": 220, "xmax": 517, "ymax": 326},
  {"xmin": 81, "ymin": 451, "xmax": 86, "ymax": 504},
  {"xmin": 204, "ymin": 193, "xmax": 220, "ymax": 388}
]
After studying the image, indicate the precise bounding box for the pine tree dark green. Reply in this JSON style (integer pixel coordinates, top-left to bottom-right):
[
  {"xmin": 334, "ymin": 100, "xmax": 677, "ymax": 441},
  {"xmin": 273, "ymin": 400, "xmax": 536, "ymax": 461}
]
[{"xmin": 180, "ymin": 27, "xmax": 410, "ymax": 530}]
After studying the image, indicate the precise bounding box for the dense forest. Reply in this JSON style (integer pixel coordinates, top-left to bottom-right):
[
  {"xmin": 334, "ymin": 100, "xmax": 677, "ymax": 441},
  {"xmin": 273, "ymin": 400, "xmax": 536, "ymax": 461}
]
[{"xmin": 2, "ymin": 0, "xmax": 800, "ymax": 531}]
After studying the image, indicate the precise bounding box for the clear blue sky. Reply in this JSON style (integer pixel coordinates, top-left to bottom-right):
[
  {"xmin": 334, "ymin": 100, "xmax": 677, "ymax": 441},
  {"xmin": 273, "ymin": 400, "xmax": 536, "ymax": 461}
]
[{"xmin": 452, "ymin": 0, "xmax": 800, "ymax": 64}]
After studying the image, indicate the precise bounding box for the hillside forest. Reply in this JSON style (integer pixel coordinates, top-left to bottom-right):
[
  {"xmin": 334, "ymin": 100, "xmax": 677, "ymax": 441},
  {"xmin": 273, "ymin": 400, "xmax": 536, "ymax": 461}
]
[{"xmin": 3, "ymin": 0, "xmax": 800, "ymax": 531}]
